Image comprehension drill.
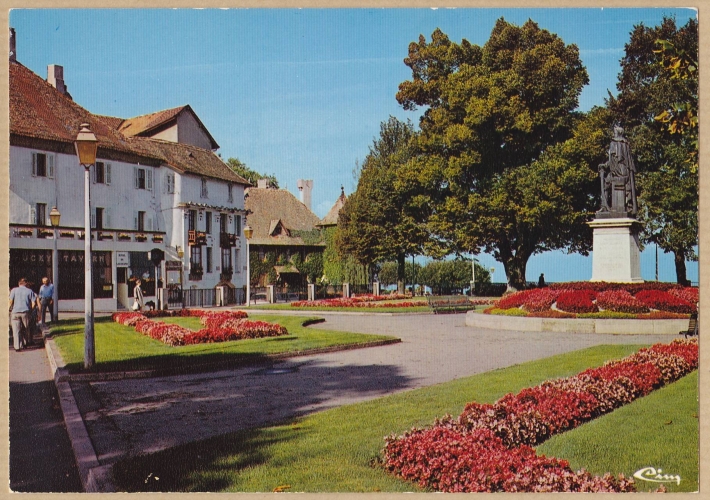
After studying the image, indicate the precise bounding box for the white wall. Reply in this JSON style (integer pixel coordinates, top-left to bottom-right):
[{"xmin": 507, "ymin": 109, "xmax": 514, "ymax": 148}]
[
  {"xmin": 177, "ymin": 112, "xmax": 214, "ymax": 150},
  {"xmin": 9, "ymin": 146, "xmax": 158, "ymax": 231}
]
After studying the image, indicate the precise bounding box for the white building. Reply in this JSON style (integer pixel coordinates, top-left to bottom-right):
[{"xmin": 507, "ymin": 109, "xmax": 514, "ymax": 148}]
[{"xmin": 9, "ymin": 30, "xmax": 250, "ymax": 312}]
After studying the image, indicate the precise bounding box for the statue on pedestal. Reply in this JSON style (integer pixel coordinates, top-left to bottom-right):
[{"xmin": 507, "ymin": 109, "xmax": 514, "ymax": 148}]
[{"xmin": 597, "ymin": 125, "xmax": 637, "ymax": 218}]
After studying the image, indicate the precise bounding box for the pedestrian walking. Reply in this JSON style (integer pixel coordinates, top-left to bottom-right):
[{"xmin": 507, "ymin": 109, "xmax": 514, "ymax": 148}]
[
  {"xmin": 133, "ymin": 279, "xmax": 144, "ymax": 311},
  {"xmin": 38, "ymin": 277, "xmax": 54, "ymax": 326},
  {"xmin": 9, "ymin": 278, "xmax": 38, "ymax": 351},
  {"xmin": 538, "ymin": 273, "xmax": 546, "ymax": 287}
]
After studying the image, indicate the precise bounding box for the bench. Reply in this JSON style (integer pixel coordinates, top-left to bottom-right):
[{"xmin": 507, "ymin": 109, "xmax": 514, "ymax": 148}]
[
  {"xmin": 427, "ymin": 296, "xmax": 476, "ymax": 314},
  {"xmin": 680, "ymin": 312, "xmax": 698, "ymax": 338}
]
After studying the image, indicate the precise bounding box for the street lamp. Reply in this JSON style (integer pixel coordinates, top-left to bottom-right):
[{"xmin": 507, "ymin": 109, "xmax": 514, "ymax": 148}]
[
  {"xmin": 243, "ymin": 224, "xmax": 253, "ymax": 306},
  {"xmin": 49, "ymin": 206, "xmax": 61, "ymax": 321},
  {"xmin": 75, "ymin": 123, "xmax": 98, "ymax": 370},
  {"xmin": 471, "ymin": 256, "xmax": 479, "ymax": 297}
]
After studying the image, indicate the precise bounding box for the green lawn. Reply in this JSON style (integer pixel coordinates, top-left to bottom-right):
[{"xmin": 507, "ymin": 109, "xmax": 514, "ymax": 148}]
[
  {"xmin": 51, "ymin": 315, "xmax": 397, "ymax": 374},
  {"xmin": 109, "ymin": 344, "xmax": 697, "ymax": 493}
]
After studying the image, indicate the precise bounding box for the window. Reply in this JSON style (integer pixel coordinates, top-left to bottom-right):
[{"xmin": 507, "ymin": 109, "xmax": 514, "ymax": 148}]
[
  {"xmin": 206, "ymin": 247, "xmax": 213, "ymax": 273},
  {"xmin": 32, "ymin": 153, "xmax": 54, "ymax": 178},
  {"xmin": 220, "ymin": 213, "xmax": 228, "ymax": 234},
  {"xmin": 234, "ymin": 215, "xmax": 241, "ymax": 236},
  {"xmin": 166, "ymin": 173, "xmax": 175, "ymax": 194},
  {"xmin": 201, "ymin": 178, "xmax": 208, "ymax": 198},
  {"xmin": 188, "ymin": 210, "xmax": 197, "ymax": 232},
  {"xmin": 36, "ymin": 203, "xmax": 47, "ymax": 226},
  {"xmin": 235, "ymin": 249, "xmax": 240, "ymax": 273},
  {"xmin": 190, "ymin": 246, "xmax": 202, "ymax": 276},
  {"xmin": 221, "ymin": 247, "xmax": 232, "ymax": 272},
  {"xmin": 137, "ymin": 211, "xmax": 145, "ymax": 232},
  {"xmin": 95, "ymin": 208, "xmax": 104, "ymax": 230},
  {"xmin": 94, "ymin": 162, "xmax": 111, "ymax": 184},
  {"xmin": 134, "ymin": 166, "xmax": 153, "ymax": 190},
  {"xmin": 205, "ymin": 211, "xmax": 212, "ymax": 235},
  {"xmin": 228, "ymin": 183, "xmax": 233, "ymax": 203}
]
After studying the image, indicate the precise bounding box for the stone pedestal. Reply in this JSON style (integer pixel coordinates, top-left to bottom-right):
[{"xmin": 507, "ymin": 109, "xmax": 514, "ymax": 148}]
[{"xmin": 588, "ymin": 218, "xmax": 643, "ymax": 283}]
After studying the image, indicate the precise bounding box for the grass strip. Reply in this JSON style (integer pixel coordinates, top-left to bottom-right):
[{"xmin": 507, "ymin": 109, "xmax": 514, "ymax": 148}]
[
  {"xmin": 537, "ymin": 370, "xmax": 698, "ymax": 492},
  {"xmin": 51, "ymin": 315, "xmax": 396, "ymax": 374},
  {"xmin": 108, "ymin": 343, "xmax": 693, "ymax": 492}
]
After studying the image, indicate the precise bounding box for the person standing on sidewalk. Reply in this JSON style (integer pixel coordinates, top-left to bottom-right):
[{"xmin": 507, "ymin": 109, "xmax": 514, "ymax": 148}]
[
  {"xmin": 9, "ymin": 278, "xmax": 38, "ymax": 351},
  {"xmin": 133, "ymin": 279, "xmax": 144, "ymax": 311},
  {"xmin": 38, "ymin": 277, "xmax": 54, "ymax": 326}
]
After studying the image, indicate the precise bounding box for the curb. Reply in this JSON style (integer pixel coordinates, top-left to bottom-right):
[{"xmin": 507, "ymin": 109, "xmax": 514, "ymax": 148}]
[{"xmin": 44, "ymin": 332, "xmax": 115, "ymax": 492}]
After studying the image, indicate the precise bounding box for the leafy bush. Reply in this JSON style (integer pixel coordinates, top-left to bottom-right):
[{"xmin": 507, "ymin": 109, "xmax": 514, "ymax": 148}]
[
  {"xmin": 484, "ymin": 307, "xmax": 528, "ymax": 316},
  {"xmin": 576, "ymin": 311, "xmax": 638, "ymax": 319}
]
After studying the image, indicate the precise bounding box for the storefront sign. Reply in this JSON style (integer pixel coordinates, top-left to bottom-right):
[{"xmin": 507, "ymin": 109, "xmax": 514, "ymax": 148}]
[
  {"xmin": 116, "ymin": 251, "xmax": 130, "ymax": 267},
  {"xmin": 165, "ymin": 260, "xmax": 183, "ymax": 271}
]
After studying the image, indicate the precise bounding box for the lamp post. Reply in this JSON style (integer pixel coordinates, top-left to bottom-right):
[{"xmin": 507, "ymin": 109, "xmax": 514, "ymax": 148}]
[
  {"xmin": 243, "ymin": 224, "xmax": 253, "ymax": 306},
  {"xmin": 470, "ymin": 256, "xmax": 479, "ymax": 297},
  {"xmin": 49, "ymin": 206, "xmax": 61, "ymax": 321},
  {"xmin": 75, "ymin": 123, "xmax": 98, "ymax": 369}
]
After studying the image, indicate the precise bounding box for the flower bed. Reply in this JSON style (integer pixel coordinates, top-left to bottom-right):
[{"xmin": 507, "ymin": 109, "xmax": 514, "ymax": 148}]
[
  {"xmin": 291, "ymin": 297, "xmax": 420, "ymax": 308},
  {"xmin": 383, "ymin": 339, "xmax": 697, "ymax": 493},
  {"xmin": 112, "ymin": 309, "xmax": 287, "ymax": 346},
  {"xmin": 555, "ymin": 290, "xmax": 598, "ymax": 314},
  {"xmin": 488, "ymin": 283, "xmax": 696, "ymax": 318}
]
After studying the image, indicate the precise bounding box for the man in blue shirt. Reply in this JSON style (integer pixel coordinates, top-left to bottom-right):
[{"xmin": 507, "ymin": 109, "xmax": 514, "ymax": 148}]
[
  {"xmin": 38, "ymin": 276, "xmax": 55, "ymax": 326},
  {"xmin": 9, "ymin": 278, "xmax": 39, "ymax": 351}
]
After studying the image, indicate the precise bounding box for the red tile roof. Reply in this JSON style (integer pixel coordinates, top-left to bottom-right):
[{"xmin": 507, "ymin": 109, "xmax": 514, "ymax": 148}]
[
  {"xmin": 118, "ymin": 105, "xmax": 219, "ymax": 150},
  {"xmin": 10, "ymin": 60, "xmax": 247, "ymax": 185},
  {"xmin": 244, "ymin": 188, "xmax": 324, "ymax": 246},
  {"xmin": 10, "ymin": 60, "xmax": 148, "ymax": 158}
]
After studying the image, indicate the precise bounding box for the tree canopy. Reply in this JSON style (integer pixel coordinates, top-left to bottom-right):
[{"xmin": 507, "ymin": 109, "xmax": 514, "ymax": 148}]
[
  {"xmin": 395, "ymin": 19, "xmax": 593, "ymax": 289},
  {"xmin": 336, "ymin": 117, "xmax": 427, "ymax": 293},
  {"xmin": 226, "ymin": 157, "xmax": 279, "ymax": 188},
  {"xmin": 609, "ymin": 17, "xmax": 698, "ymax": 285}
]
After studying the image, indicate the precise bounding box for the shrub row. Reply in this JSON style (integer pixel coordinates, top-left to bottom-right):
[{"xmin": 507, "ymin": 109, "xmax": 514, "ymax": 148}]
[
  {"xmin": 383, "ymin": 339, "xmax": 698, "ymax": 493},
  {"xmin": 112, "ymin": 309, "xmax": 287, "ymax": 346}
]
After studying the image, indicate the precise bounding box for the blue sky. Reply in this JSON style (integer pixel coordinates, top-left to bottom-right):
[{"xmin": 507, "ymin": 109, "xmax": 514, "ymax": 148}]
[{"xmin": 9, "ymin": 8, "xmax": 698, "ymax": 284}]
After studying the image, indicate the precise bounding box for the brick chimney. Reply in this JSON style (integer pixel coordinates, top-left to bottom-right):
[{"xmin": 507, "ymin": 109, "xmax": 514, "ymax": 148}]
[
  {"xmin": 47, "ymin": 64, "xmax": 69, "ymax": 96},
  {"xmin": 9, "ymin": 27, "xmax": 16, "ymax": 62},
  {"xmin": 297, "ymin": 179, "xmax": 313, "ymax": 211}
]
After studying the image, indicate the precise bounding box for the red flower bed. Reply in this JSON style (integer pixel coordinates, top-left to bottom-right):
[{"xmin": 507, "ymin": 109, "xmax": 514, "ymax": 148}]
[
  {"xmin": 112, "ymin": 309, "xmax": 287, "ymax": 346},
  {"xmin": 291, "ymin": 297, "xmax": 420, "ymax": 308},
  {"xmin": 183, "ymin": 320, "xmax": 288, "ymax": 344},
  {"xmin": 555, "ymin": 290, "xmax": 598, "ymax": 314},
  {"xmin": 496, "ymin": 288, "xmax": 560, "ymax": 312},
  {"xmin": 669, "ymin": 286, "xmax": 699, "ymax": 306},
  {"xmin": 596, "ymin": 289, "xmax": 649, "ymax": 314},
  {"xmin": 635, "ymin": 289, "xmax": 695, "ymax": 314},
  {"xmin": 382, "ymin": 339, "xmax": 697, "ymax": 493}
]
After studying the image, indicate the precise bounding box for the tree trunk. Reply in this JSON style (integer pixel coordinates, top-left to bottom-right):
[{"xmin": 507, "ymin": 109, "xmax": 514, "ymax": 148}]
[
  {"xmin": 502, "ymin": 251, "xmax": 530, "ymax": 293},
  {"xmin": 397, "ymin": 253, "xmax": 406, "ymax": 294},
  {"xmin": 673, "ymin": 250, "xmax": 690, "ymax": 286}
]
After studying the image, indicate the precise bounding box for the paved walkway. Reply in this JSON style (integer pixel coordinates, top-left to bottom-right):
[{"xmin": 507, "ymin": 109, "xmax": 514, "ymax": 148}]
[
  {"xmin": 68, "ymin": 312, "xmax": 672, "ymax": 468},
  {"xmin": 9, "ymin": 334, "xmax": 82, "ymax": 492}
]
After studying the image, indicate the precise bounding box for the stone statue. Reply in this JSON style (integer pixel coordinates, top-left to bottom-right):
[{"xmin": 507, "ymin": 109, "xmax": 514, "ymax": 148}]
[{"xmin": 598, "ymin": 125, "xmax": 637, "ymax": 218}]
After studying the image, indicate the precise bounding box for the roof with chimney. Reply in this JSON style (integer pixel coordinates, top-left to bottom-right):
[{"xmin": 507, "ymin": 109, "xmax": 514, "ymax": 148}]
[
  {"xmin": 319, "ymin": 186, "xmax": 347, "ymax": 227},
  {"xmin": 9, "ymin": 59, "xmax": 248, "ymax": 185},
  {"xmin": 244, "ymin": 187, "xmax": 325, "ymax": 247}
]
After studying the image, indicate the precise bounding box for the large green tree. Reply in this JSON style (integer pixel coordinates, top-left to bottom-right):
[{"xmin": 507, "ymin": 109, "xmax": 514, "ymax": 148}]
[
  {"xmin": 226, "ymin": 157, "xmax": 279, "ymax": 188},
  {"xmin": 610, "ymin": 17, "xmax": 698, "ymax": 285},
  {"xmin": 395, "ymin": 19, "xmax": 593, "ymax": 290},
  {"xmin": 336, "ymin": 117, "xmax": 427, "ymax": 293}
]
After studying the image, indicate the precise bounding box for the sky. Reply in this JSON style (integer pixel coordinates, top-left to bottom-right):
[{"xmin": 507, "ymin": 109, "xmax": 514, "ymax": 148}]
[{"xmin": 9, "ymin": 7, "xmax": 699, "ymax": 284}]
